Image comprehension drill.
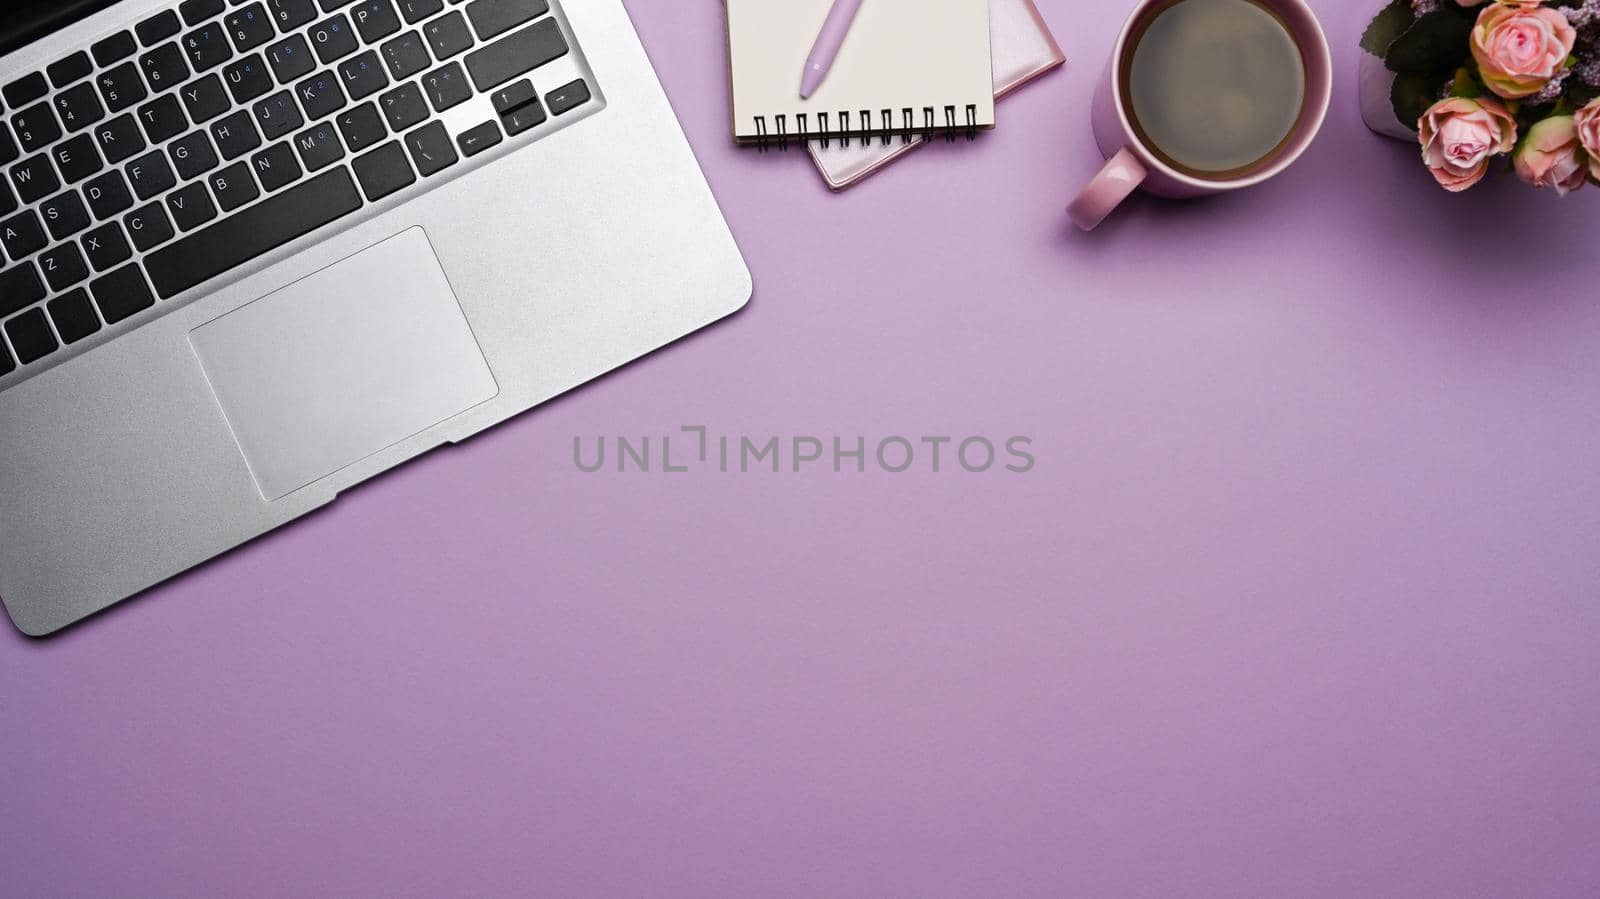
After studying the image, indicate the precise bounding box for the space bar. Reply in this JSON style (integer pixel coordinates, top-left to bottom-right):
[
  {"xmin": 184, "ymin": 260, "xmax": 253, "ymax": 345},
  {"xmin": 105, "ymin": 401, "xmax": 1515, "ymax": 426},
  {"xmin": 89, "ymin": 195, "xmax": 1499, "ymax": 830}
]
[{"xmin": 145, "ymin": 169, "xmax": 364, "ymax": 299}]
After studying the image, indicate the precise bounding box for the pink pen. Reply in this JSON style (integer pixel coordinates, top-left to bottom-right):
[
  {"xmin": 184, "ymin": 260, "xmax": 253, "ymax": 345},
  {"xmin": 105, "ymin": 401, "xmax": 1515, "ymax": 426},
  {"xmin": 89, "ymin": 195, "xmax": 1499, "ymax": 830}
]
[{"xmin": 800, "ymin": 0, "xmax": 865, "ymax": 99}]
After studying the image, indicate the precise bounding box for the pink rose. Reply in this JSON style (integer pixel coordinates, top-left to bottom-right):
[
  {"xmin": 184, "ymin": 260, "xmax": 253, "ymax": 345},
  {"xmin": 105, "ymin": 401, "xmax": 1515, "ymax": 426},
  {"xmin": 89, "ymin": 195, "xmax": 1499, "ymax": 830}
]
[
  {"xmin": 1418, "ymin": 97, "xmax": 1517, "ymax": 191},
  {"xmin": 1575, "ymin": 98, "xmax": 1600, "ymax": 183},
  {"xmin": 1470, "ymin": 3, "xmax": 1578, "ymax": 99},
  {"xmin": 1514, "ymin": 116, "xmax": 1587, "ymax": 196}
]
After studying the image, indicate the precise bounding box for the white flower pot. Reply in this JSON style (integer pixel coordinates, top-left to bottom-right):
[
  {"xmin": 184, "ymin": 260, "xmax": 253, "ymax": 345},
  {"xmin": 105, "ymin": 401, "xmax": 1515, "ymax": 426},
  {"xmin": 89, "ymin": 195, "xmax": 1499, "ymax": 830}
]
[{"xmin": 1359, "ymin": 51, "xmax": 1421, "ymax": 143}]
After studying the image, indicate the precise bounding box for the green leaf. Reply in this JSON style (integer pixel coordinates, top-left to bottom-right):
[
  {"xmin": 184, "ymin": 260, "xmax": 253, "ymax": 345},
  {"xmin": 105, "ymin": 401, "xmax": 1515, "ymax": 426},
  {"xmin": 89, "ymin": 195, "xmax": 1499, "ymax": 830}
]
[
  {"xmin": 1384, "ymin": 10, "xmax": 1475, "ymax": 75},
  {"xmin": 1449, "ymin": 67, "xmax": 1479, "ymax": 99},
  {"xmin": 1361, "ymin": 0, "xmax": 1416, "ymax": 57},
  {"xmin": 1392, "ymin": 71, "xmax": 1440, "ymax": 130}
]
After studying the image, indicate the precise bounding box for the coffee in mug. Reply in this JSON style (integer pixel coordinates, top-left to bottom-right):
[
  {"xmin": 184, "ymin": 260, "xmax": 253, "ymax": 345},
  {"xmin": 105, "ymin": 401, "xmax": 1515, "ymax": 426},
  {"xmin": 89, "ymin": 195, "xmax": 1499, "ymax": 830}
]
[
  {"xmin": 1066, "ymin": 0, "xmax": 1331, "ymax": 231},
  {"xmin": 1123, "ymin": 0, "xmax": 1307, "ymax": 178}
]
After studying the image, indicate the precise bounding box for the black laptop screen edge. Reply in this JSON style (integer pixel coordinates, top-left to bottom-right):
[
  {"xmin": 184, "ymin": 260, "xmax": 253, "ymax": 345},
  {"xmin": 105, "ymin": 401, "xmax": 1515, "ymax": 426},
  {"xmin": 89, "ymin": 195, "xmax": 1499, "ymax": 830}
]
[{"xmin": 1, "ymin": 0, "xmax": 125, "ymax": 60}]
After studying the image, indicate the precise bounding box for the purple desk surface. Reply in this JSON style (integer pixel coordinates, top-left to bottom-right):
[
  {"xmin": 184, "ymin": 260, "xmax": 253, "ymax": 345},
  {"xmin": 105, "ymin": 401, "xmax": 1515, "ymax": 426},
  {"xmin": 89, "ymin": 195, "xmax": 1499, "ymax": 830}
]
[{"xmin": 6, "ymin": 2, "xmax": 1599, "ymax": 896}]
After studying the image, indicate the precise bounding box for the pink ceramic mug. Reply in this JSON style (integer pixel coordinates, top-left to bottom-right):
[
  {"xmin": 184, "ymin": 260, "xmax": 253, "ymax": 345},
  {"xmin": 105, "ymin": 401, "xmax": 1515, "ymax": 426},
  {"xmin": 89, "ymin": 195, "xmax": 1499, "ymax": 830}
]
[{"xmin": 1067, "ymin": 0, "xmax": 1333, "ymax": 231}]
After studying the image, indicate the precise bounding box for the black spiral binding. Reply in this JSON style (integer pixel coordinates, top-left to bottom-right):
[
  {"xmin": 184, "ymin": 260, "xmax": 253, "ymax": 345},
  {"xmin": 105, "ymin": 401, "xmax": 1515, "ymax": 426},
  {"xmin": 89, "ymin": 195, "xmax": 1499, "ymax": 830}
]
[{"xmin": 752, "ymin": 103, "xmax": 980, "ymax": 152}]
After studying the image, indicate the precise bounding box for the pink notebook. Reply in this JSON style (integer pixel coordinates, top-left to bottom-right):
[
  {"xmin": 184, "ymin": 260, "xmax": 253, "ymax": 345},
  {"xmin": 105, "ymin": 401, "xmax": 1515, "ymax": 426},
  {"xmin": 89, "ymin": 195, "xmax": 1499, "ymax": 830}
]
[{"xmin": 806, "ymin": 0, "xmax": 1065, "ymax": 190}]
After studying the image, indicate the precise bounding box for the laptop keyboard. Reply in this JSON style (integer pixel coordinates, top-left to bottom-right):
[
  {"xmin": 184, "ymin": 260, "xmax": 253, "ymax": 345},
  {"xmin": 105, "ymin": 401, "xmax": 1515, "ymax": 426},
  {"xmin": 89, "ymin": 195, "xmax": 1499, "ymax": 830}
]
[{"xmin": 0, "ymin": 0, "xmax": 599, "ymax": 380}]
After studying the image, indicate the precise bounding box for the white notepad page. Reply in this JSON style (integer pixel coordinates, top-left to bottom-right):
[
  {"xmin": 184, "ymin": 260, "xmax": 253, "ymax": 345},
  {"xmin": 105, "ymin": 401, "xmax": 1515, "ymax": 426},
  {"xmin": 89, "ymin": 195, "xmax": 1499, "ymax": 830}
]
[{"xmin": 726, "ymin": 0, "xmax": 995, "ymax": 142}]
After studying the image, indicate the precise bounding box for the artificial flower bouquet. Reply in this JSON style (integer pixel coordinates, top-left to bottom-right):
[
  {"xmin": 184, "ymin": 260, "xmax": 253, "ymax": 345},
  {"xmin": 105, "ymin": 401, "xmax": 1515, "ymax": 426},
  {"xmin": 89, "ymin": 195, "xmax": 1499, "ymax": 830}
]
[{"xmin": 1361, "ymin": 0, "xmax": 1600, "ymax": 194}]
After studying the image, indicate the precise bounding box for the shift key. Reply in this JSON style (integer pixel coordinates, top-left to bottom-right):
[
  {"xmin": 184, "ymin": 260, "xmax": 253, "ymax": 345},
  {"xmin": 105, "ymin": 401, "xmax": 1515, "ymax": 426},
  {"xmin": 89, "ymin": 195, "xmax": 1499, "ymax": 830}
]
[
  {"xmin": 464, "ymin": 17, "xmax": 567, "ymax": 92},
  {"xmin": 144, "ymin": 168, "xmax": 362, "ymax": 298}
]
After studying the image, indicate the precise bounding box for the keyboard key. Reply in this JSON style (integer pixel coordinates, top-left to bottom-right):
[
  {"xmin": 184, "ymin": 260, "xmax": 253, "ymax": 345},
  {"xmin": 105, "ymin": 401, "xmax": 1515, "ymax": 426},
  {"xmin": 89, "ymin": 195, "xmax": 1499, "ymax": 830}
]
[
  {"xmin": 500, "ymin": 97, "xmax": 544, "ymax": 135},
  {"xmin": 377, "ymin": 82, "xmax": 427, "ymax": 131},
  {"xmin": 208, "ymin": 161, "xmax": 260, "ymax": 212},
  {"xmin": 335, "ymin": 102, "xmax": 386, "ymax": 153},
  {"xmin": 250, "ymin": 141, "xmax": 302, "ymax": 191},
  {"xmin": 90, "ymin": 264, "xmax": 156, "ymax": 324},
  {"xmin": 267, "ymin": 0, "xmax": 319, "ymax": 32},
  {"xmin": 0, "ymin": 210, "xmax": 47, "ymax": 260},
  {"xmin": 296, "ymin": 70, "xmax": 346, "ymax": 120},
  {"xmin": 145, "ymin": 167, "xmax": 362, "ymax": 298},
  {"xmin": 48, "ymin": 52, "xmax": 94, "ymax": 89},
  {"xmin": 81, "ymin": 221, "xmax": 133, "ymax": 271},
  {"xmin": 140, "ymin": 42, "xmax": 191, "ymax": 93},
  {"xmin": 421, "ymin": 62, "xmax": 470, "ymax": 112},
  {"xmin": 126, "ymin": 150, "xmax": 178, "ymax": 199},
  {"xmin": 10, "ymin": 154, "xmax": 60, "ymax": 204},
  {"xmin": 97, "ymin": 61, "xmax": 149, "ymax": 113},
  {"xmin": 5, "ymin": 308, "xmax": 58, "ymax": 364},
  {"xmin": 489, "ymin": 77, "xmax": 535, "ymax": 115},
  {"xmin": 13, "ymin": 102, "xmax": 63, "ymax": 153},
  {"xmin": 84, "ymin": 170, "xmax": 135, "ymax": 219},
  {"xmin": 463, "ymin": 17, "xmax": 565, "ymax": 92},
  {"xmin": 265, "ymin": 34, "xmax": 315, "ymax": 83},
  {"xmin": 424, "ymin": 11, "xmax": 474, "ymax": 59},
  {"xmin": 0, "ymin": 261, "xmax": 46, "ymax": 318},
  {"xmin": 48, "ymin": 289, "xmax": 102, "ymax": 344},
  {"xmin": 403, "ymin": 120, "xmax": 455, "ymax": 175},
  {"xmin": 136, "ymin": 94, "xmax": 189, "ymax": 144},
  {"xmin": 252, "ymin": 91, "xmax": 303, "ymax": 141},
  {"xmin": 54, "ymin": 82, "xmax": 107, "ymax": 132},
  {"xmin": 51, "ymin": 134, "xmax": 102, "ymax": 184},
  {"xmin": 124, "ymin": 202, "xmax": 175, "ymax": 251},
  {"xmin": 455, "ymin": 119, "xmax": 501, "ymax": 156},
  {"xmin": 167, "ymin": 181, "xmax": 218, "ymax": 230},
  {"xmin": 397, "ymin": 0, "xmax": 442, "ymax": 25},
  {"xmin": 224, "ymin": 53, "xmax": 274, "ymax": 103},
  {"xmin": 309, "ymin": 15, "xmax": 359, "ymax": 64},
  {"xmin": 137, "ymin": 11, "xmax": 182, "ymax": 47},
  {"xmin": 183, "ymin": 23, "xmax": 235, "ymax": 72},
  {"xmin": 94, "ymin": 114, "xmax": 146, "ymax": 165},
  {"xmin": 226, "ymin": 3, "xmax": 277, "ymax": 52},
  {"xmin": 211, "ymin": 110, "xmax": 262, "ymax": 160},
  {"xmin": 379, "ymin": 32, "xmax": 429, "ymax": 80},
  {"xmin": 0, "ymin": 123, "xmax": 17, "ymax": 166},
  {"xmin": 545, "ymin": 78, "xmax": 588, "ymax": 116},
  {"xmin": 466, "ymin": 0, "xmax": 547, "ymax": 42},
  {"xmin": 351, "ymin": 140, "xmax": 413, "ymax": 200},
  {"xmin": 40, "ymin": 191, "xmax": 92, "ymax": 242},
  {"xmin": 180, "ymin": 0, "xmax": 226, "ymax": 27},
  {"xmin": 181, "ymin": 74, "xmax": 232, "ymax": 123},
  {"xmin": 294, "ymin": 122, "xmax": 344, "ymax": 171},
  {"xmin": 3, "ymin": 73, "xmax": 49, "ymax": 109},
  {"xmin": 338, "ymin": 50, "xmax": 388, "ymax": 101},
  {"xmin": 319, "ymin": 0, "xmax": 360, "ymax": 10},
  {"xmin": 0, "ymin": 340, "xmax": 11, "ymax": 376},
  {"xmin": 170, "ymin": 130, "xmax": 221, "ymax": 180},
  {"xmin": 352, "ymin": 0, "xmax": 402, "ymax": 43},
  {"xmin": 92, "ymin": 31, "xmax": 139, "ymax": 67},
  {"xmin": 38, "ymin": 243, "xmax": 90, "ymax": 291},
  {"xmin": 0, "ymin": 180, "xmax": 15, "ymax": 218}
]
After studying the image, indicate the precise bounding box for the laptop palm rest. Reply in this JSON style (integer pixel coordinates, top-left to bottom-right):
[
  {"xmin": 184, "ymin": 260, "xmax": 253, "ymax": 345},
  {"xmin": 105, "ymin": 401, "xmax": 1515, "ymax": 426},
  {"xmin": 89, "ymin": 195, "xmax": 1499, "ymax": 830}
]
[{"xmin": 189, "ymin": 227, "xmax": 499, "ymax": 501}]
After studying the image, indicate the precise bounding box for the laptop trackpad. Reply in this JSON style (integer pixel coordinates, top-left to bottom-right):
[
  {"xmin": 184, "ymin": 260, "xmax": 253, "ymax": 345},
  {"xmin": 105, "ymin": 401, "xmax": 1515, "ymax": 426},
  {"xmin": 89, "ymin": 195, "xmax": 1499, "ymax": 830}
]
[{"xmin": 190, "ymin": 228, "xmax": 498, "ymax": 501}]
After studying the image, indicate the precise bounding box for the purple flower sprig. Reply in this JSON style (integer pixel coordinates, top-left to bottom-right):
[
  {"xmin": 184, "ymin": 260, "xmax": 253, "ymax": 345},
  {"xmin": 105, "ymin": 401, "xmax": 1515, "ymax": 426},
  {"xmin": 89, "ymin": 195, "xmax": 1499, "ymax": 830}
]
[{"xmin": 1565, "ymin": 0, "xmax": 1600, "ymax": 33}]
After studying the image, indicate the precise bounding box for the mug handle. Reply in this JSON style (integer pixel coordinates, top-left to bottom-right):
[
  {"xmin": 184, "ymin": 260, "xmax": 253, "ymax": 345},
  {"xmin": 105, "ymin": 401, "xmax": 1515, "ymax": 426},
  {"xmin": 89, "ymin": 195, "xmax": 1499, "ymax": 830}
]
[{"xmin": 1068, "ymin": 148, "xmax": 1148, "ymax": 231}]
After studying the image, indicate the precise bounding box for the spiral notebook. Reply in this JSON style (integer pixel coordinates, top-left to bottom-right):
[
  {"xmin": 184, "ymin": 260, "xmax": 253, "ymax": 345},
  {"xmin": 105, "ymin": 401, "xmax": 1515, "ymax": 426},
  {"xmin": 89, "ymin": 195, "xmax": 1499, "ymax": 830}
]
[
  {"xmin": 725, "ymin": 0, "xmax": 995, "ymax": 144},
  {"xmin": 808, "ymin": 0, "xmax": 1064, "ymax": 189}
]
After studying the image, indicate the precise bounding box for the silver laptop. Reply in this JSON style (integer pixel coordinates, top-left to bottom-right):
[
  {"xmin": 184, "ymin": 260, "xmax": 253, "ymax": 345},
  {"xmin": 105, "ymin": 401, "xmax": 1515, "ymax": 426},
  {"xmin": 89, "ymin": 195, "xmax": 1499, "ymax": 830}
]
[{"xmin": 0, "ymin": 0, "xmax": 751, "ymax": 635}]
